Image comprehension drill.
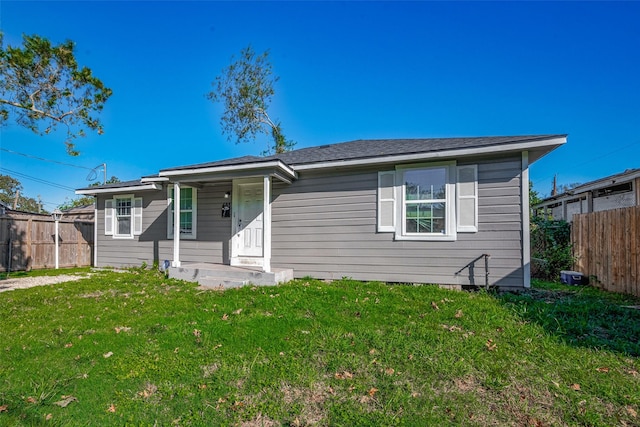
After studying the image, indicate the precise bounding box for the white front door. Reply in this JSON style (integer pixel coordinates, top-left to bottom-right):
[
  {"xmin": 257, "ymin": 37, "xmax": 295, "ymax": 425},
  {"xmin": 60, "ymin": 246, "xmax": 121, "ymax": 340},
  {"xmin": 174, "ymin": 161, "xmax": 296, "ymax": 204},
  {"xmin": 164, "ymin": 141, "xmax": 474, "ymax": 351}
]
[{"xmin": 235, "ymin": 182, "xmax": 264, "ymax": 257}]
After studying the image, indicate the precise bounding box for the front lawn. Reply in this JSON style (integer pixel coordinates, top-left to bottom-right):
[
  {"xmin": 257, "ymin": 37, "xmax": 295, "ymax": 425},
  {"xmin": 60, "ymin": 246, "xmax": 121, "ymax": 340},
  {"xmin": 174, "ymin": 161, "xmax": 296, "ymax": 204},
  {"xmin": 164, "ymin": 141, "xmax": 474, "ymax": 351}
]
[{"xmin": 0, "ymin": 269, "xmax": 638, "ymax": 426}]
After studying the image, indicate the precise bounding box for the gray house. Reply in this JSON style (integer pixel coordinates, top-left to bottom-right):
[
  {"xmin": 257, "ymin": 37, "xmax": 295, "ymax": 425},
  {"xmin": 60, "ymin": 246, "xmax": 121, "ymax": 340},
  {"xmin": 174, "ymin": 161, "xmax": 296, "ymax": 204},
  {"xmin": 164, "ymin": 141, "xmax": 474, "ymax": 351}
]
[{"xmin": 76, "ymin": 135, "xmax": 565, "ymax": 289}]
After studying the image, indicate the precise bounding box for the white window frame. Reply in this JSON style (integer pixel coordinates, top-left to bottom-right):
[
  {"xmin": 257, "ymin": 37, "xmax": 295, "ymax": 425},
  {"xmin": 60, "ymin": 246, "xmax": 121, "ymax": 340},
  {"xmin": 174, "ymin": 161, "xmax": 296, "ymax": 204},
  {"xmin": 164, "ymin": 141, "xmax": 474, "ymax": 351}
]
[
  {"xmin": 167, "ymin": 185, "xmax": 197, "ymax": 240},
  {"xmin": 104, "ymin": 194, "xmax": 142, "ymax": 239},
  {"xmin": 395, "ymin": 162, "xmax": 457, "ymax": 241}
]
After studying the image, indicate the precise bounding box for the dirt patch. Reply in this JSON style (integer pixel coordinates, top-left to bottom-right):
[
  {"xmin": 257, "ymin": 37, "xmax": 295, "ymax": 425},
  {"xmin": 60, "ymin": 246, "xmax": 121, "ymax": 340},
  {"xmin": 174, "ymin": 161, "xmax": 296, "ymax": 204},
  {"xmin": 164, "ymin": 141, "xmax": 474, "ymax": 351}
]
[
  {"xmin": 281, "ymin": 382, "xmax": 330, "ymax": 425},
  {"xmin": 240, "ymin": 413, "xmax": 281, "ymax": 427},
  {"xmin": 0, "ymin": 274, "xmax": 89, "ymax": 293}
]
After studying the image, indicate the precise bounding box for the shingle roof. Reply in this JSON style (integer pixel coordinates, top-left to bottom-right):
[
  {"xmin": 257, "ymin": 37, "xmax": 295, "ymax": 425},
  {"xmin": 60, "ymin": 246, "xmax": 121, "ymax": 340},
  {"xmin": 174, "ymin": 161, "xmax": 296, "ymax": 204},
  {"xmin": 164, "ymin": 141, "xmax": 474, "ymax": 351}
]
[
  {"xmin": 161, "ymin": 135, "xmax": 566, "ymax": 172},
  {"xmin": 76, "ymin": 179, "xmax": 146, "ymax": 192},
  {"xmin": 92, "ymin": 179, "xmax": 144, "ymax": 189}
]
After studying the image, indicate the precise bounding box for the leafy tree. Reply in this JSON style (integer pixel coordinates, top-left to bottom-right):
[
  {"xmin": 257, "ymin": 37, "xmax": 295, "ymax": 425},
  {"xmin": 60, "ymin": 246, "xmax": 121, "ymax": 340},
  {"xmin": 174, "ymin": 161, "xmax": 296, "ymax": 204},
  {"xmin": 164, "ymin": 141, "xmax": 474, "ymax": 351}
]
[
  {"xmin": 0, "ymin": 174, "xmax": 43, "ymax": 213},
  {"xmin": 0, "ymin": 33, "xmax": 112, "ymax": 156},
  {"xmin": 208, "ymin": 45, "xmax": 295, "ymax": 155},
  {"xmin": 529, "ymin": 181, "xmax": 542, "ymax": 208},
  {"xmin": 530, "ymin": 216, "xmax": 575, "ymax": 281},
  {"xmin": 58, "ymin": 176, "xmax": 120, "ymax": 211}
]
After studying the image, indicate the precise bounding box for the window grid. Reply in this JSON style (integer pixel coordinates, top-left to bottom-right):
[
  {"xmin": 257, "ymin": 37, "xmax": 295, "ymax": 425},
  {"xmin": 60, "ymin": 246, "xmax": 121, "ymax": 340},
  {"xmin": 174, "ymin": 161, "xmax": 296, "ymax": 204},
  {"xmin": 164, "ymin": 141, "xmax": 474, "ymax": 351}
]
[
  {"xmin": 404, "ymin": 167, "xmax": 447, "ymax": 235},
  {"xmin": 169, "ymin": 186, "xmax": 196, "ymax": 238}
]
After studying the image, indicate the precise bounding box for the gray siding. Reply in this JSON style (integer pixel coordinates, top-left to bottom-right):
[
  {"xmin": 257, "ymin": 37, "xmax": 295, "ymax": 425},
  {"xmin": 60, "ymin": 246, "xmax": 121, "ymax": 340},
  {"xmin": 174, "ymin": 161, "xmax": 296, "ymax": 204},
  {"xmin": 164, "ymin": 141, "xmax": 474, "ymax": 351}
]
[
  {"xmin": 271, "ymin": 156, "xmax": 524, "ymax": 287},
  {"xmin": 95, "ymin": 184, "xmax": 232, "ymax": 268}
]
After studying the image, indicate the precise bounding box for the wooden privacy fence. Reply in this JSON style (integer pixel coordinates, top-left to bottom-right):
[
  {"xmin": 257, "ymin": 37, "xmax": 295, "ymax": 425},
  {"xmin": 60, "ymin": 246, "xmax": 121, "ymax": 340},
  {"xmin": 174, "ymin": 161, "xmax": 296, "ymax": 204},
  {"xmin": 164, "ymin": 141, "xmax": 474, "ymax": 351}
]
[
  {"xmin": 572, "ymin": 205, "xmax": 640, "ymax": 297},
  {"xmin": 1, "ymin": 216, "xmax": 94, "ymax": 272}
]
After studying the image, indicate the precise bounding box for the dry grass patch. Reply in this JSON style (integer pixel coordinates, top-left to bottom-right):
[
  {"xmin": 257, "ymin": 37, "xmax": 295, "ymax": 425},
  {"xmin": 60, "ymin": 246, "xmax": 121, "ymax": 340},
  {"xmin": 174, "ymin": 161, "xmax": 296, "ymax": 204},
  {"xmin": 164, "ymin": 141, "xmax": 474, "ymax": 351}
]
[{"xmin": 280, "ymin": 382, "xmax": 330, "ymax": 426}]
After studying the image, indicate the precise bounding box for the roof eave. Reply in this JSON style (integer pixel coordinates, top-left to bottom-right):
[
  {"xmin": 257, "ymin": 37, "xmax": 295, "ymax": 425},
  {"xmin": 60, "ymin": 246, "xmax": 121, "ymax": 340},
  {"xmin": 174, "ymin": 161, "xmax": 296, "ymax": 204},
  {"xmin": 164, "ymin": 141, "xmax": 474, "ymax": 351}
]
[
  {"xmin": 140, "ymin": 176, "xmax": 170, "ymax": 183},
  {"xmin": 292, "ymin": 136, "xmax": 567, "ymax": 171},
  {"xmin": 158, "ymin": 160, "xmax": 298, "ymax": 182},
  {"xmin": 75, "ymin": 183, "xmax": 161, "ymax": 195}
]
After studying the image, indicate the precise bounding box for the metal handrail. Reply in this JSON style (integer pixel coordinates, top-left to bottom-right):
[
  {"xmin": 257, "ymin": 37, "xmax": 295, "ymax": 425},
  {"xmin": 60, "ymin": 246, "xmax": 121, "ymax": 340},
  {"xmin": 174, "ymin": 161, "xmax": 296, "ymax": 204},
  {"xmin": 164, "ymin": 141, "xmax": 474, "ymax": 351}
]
[{"xmin": 454, "ymin": 253, "xmax": 491, "ymax": 288}]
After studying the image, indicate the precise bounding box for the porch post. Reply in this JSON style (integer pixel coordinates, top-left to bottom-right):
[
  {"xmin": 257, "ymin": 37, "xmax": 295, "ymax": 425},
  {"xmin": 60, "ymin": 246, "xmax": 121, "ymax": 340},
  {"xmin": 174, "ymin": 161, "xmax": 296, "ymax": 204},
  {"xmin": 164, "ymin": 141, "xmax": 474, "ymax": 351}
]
[
  {"xmin": 93, "ymin": 198, "xmax": 98, "ymax": 267},
  {"xmin": 263, "ymin": 175, "xmax": 272, "ymax": 273},
  {"xmin": 172, "ymin": 181, "xmax": 181, "ymax": 267},
  {"xmin": 521, "ymin": 151, "xmax": 531, "ymax": 289}
]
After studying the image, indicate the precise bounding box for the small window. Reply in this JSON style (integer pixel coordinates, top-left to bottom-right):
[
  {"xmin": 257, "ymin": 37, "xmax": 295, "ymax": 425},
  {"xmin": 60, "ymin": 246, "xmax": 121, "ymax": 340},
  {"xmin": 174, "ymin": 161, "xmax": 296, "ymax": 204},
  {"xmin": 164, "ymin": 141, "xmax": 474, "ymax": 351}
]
[
  {"xmin": 104, "ymin": 195, "xmax": 142, "ymax": 238},
  {"xmin": 115, "ymin": 197, "xmax": 132, "ymax": 237},
  {"xmin": 168, "ymin": 186, "xmax": 197, "ymax": 239}
]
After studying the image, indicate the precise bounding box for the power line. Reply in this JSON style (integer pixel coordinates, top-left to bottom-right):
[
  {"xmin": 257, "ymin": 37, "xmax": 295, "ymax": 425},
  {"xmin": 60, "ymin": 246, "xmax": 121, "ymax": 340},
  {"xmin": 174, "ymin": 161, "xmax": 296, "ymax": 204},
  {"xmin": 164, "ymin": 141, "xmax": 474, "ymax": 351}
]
[
  {"xmin": 0, "ymin": 167, "xmax": 76, "ymax": 192},
  {"xmin": 0, "ymin": 147, "xmax": 94, "ymax": 170},
  {"xmin": 532, "ymin": 138, "xmax": 640, "ymax": 188}
]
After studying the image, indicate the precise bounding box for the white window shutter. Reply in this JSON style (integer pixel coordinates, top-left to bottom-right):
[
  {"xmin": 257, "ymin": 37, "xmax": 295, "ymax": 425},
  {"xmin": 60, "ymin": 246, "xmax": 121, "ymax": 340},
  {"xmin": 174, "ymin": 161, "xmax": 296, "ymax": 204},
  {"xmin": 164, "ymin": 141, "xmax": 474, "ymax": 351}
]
[
  {"xmin": 378, "ymin": 171, "xmax": 396, "ymax": 232},
  {"xmin": 456, "ymin": 165, "xmax": 478, "ymax": 232},
  {"xmin": 104, "ymin": 199, "xmax": 114, "ymax": 235},
  {"xmin": 133, "ymin": 197, "xmax": 143, "ymax": 235}
]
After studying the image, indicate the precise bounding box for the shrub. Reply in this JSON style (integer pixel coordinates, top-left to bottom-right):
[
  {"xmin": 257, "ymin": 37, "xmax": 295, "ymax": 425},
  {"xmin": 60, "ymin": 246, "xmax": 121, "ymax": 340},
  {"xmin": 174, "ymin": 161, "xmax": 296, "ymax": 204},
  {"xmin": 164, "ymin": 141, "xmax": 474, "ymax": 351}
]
[{"xmin": 531, "ymin": 217, "xmax": 575, "ymax": 281}]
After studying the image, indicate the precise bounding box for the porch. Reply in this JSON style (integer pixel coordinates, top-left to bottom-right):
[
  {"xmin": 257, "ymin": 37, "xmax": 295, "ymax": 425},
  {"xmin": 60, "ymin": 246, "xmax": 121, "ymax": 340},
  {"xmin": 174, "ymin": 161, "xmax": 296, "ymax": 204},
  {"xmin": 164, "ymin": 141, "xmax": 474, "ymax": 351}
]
[{"xmin": 168, "ymin": 262, "xmax": 294, "ymax": 289}]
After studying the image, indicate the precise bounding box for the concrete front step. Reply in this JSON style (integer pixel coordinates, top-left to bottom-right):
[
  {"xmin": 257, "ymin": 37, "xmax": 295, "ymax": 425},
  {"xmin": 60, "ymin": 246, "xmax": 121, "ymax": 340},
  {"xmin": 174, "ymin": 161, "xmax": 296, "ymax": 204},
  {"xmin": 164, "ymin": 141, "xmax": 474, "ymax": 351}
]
[
  {"xmin": 197, "ymin": 277, "xmax": 250, "ymax": 289},
  {"xmin": 168, "ymin": 263, "xmax": 293, "ymax": 289}
]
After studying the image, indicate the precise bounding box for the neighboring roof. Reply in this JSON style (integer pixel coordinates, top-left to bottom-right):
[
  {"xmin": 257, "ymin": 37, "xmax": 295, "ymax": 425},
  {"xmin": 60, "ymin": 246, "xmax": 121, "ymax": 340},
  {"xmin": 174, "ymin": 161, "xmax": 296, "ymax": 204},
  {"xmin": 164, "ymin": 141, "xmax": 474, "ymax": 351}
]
[
  {"xmin": 63, "ymin": 204, "xmax": 94, "ymax": 214},
  {"xmin": 162, "ymin": 135, "xmax": 566, "ymax": 172},
  {"xmin": 2, "ymin": 208, "xmax": 50, "ymax": 217},
  {"xmin": 537, "ymin": 167, "xmax": 640, "ymax": 206},
  {"xmin": 75, "ymin": 179, "xmax": 161, "ymax": 195}
]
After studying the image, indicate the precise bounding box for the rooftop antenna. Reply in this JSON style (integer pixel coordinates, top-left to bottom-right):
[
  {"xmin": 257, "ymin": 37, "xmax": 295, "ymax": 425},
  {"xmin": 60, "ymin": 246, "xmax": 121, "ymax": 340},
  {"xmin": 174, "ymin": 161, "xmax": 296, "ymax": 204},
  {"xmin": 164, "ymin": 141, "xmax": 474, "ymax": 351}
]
[{"xmin": 86, "ymin": 163, "xmax": 107, "ymax": 184}]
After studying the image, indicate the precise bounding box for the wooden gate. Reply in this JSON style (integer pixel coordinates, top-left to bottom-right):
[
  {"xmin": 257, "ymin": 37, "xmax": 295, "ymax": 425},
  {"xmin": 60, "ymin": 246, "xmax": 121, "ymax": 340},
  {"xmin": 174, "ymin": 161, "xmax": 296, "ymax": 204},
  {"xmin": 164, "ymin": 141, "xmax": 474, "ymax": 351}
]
[{"xmin": 1, "ymin": 216, "xmax": 94, "ymax": 272}]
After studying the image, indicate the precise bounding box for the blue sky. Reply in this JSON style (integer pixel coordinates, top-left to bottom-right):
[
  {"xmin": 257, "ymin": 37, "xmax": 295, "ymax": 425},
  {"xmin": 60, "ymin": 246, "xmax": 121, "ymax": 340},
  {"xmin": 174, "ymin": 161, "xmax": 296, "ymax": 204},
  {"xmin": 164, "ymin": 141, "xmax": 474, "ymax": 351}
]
[{"xmin": 1, "ymin": 1, "xmax": 639, "ymax": 211}]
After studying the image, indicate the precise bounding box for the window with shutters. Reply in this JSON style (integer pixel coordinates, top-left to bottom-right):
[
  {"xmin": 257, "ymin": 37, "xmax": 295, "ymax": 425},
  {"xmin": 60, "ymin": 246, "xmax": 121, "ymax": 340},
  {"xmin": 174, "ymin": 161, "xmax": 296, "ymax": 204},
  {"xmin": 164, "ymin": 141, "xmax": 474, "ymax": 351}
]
[
  {"xmin": 377, "ymin": 162, "xmax": 477, "ymax": 241},
  {"xmin": 104, "ymin": 195, "xmax": 142, "ymax": 238}
]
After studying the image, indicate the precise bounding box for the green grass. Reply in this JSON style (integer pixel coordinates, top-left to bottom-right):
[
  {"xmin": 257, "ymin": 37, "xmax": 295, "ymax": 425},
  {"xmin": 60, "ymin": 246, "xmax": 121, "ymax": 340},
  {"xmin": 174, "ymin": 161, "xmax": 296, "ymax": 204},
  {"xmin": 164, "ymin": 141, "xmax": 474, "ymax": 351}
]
[
  {"xmin": 0, "ymin": 269, "xmax": 638, "ymax": 426},
  {"xmin": 500, "ymin": 279, "xmax": 640, "ymax": 356}
]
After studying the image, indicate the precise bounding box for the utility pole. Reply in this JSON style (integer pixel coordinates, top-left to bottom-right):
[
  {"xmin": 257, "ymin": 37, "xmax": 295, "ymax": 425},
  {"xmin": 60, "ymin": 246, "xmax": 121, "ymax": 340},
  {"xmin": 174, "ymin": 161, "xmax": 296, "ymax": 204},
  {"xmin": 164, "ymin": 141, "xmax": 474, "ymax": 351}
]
[{"xmin": 13, "ymin": 190, "xmax": 19, "ymax": 209}]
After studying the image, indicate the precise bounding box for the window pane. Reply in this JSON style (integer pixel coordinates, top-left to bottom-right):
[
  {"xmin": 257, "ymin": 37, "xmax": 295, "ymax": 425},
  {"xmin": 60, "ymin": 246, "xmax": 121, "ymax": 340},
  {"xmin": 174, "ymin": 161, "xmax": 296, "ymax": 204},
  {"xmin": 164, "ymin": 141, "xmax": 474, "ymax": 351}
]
[
  {"xmin": 406, "ymin": 202, "xmax": 445, "ymax": 234},
  {"xmin": 116, "ymin": 198, "xmax": 131, "ymax": 215},
  {"xmin": 180, "ymin": 212, "xmax": 192, "ymax": 234},
  {"xmin": 117, "ymin": 217, "xmax": 131, "ymax": 235},
  {"xmin": 180, "ymin": 188, "xmax": 192, "ymax": 210},
  {"xmin": 405, "ymin": 168, "xmax": 446, "ymax": 200}
]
